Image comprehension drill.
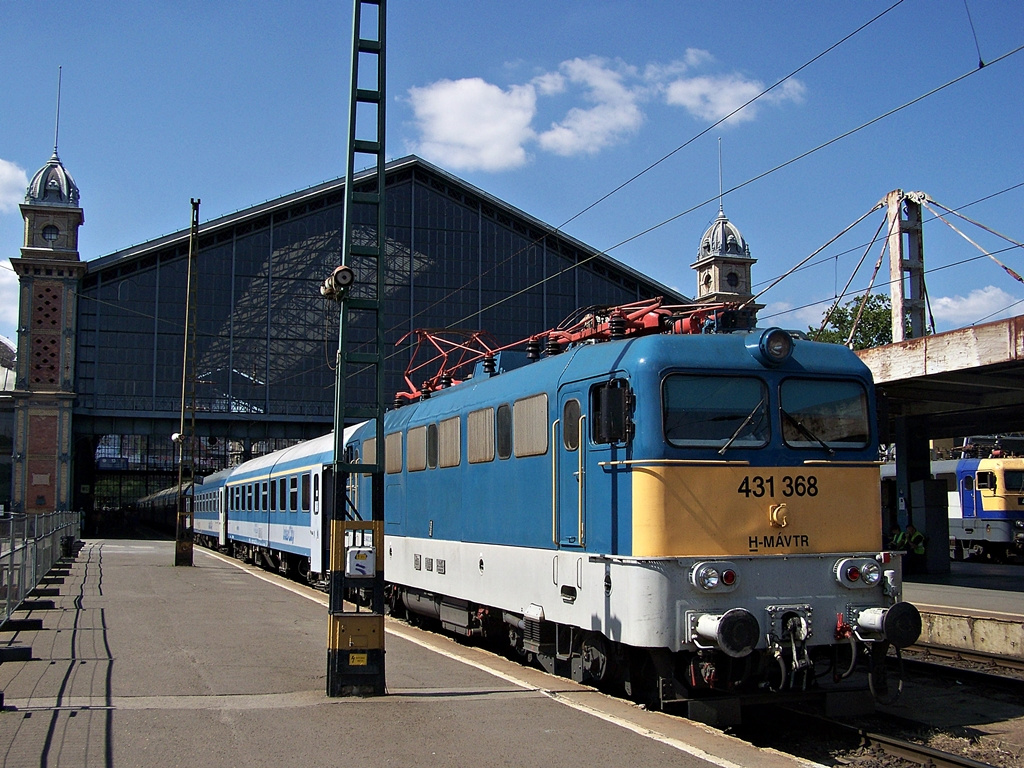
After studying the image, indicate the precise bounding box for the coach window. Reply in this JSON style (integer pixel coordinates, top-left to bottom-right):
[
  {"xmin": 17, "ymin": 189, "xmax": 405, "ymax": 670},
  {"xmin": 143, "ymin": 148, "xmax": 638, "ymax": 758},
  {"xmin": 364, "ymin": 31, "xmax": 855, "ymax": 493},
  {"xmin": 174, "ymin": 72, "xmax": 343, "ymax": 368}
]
[
  {"xmin": 439, "ymin": 416, "xmax": 461, "ymax": 468},
  {"xmin": 385, "ymin": 432, "xmax": 404, "ymax": 474},
  {"xmin": 468, "ymin": 408, "xmax": 495, "ymax": 463},
  {"xmin": 497, "ymin": 404, "xmax": 512, "ymax": 460},
  {"xmin": 514, "ymin": 393, "xmax": 548, "ymax": 457},
  {"xmin": 261, "ymin": 481, "xmax": 269, "ymax": 511},
  {"xmin": 664, "ymin": 375, "xmax": 768, "ymax": 450},
  {"xmin": 270, "ymin": 480, "xmax": 276, "ymax": 512},
  {"xmin": 562, "ymin": 399, "xmax": 581, "ymax": 451},
  {"xmin": 290, "ymin": 476, "xmax": 298, "ymax": 512},
  {"xmin": 407, "ymin": 426, "xmax": 427, "ymax": 471},
  {"xmin": 278, "ymin": 478, "xmax": 287, "ymax": 512},
  {"xmin": 426, "ymin": 424, "xmax": 438, "ymax": 469},
  {"xmin": 301, "ymin": 473, "xmax": 310, "ymax": 512}
]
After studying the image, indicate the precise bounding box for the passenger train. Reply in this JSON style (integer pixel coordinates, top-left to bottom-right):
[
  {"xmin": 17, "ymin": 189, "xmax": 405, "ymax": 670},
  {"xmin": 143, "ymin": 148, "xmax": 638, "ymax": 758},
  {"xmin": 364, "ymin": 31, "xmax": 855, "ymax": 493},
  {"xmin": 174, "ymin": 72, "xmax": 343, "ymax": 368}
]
[
  {"xmin": 881, "ymin": 457, "xmax": 1024, "ymax": 561},
  {"xmin": 141, "ymin": 299, "xmax": 922, "ymax": 715}
]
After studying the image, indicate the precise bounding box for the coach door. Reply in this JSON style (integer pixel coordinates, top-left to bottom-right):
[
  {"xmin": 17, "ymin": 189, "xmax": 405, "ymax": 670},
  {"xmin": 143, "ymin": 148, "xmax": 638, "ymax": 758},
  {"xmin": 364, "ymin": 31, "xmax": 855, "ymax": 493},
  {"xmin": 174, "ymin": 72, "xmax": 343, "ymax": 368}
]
[
  {"xmin": 310, "ymin": 467, "xmax": 323, "ymax": 574},
  {"xmin": 218, "ymin": 486, "xmax": 228, "ymax": 548},
  {"xmin": 556, "ymin": 387, "xmax": 587, "ymax": 548}
]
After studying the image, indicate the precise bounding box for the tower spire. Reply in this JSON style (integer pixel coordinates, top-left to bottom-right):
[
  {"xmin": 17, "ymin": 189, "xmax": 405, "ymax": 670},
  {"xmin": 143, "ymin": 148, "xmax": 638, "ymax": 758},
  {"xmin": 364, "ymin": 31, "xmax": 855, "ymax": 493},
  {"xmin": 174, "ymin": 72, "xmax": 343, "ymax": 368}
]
[
  {"xmin": 53, "ymin": 66, "xmax": 62, "ymax": 156},
  {"xmin": 717, "ymin": 136, "xmax": 723, "ymax": 214}
]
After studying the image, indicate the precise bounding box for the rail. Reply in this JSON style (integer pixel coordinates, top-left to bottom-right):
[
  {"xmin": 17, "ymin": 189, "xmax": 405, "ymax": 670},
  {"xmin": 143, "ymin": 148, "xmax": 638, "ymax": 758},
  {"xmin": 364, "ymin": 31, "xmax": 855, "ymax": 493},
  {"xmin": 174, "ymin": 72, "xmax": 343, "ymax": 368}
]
[{"xmin": 0, "ymin": 511, "xmax": 79, "ymax": 626}]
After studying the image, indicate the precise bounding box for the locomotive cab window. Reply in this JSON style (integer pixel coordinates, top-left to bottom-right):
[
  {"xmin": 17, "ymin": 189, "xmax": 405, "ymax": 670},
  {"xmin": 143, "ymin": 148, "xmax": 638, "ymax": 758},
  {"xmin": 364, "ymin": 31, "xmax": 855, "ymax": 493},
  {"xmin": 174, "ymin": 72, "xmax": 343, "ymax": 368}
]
[
  {"xmin": 663, "ymin": 375, "xmax": 768, "ymax": 449},
  {"xmin": 1005, "ymin": 470, "xmax": 1024, "ymax": 493},
  {"xmin": 780, "ymin": 378, "xmax": 869, "ymax": 450},
  {"xmin": 385, "ymin": 432, "xmax": 403, "ymax": 474},
  {"xmin": 976, "ymin": 471, "xmax": 996, "ymax": 490}
]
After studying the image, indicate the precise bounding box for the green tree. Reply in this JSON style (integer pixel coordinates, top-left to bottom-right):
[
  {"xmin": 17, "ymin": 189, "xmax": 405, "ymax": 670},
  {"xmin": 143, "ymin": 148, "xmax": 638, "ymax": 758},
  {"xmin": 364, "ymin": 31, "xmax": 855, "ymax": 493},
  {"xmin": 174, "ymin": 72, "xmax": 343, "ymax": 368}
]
[{"xmin": 810, "ymin": 293, "xmax": 896, "ymax": 350}]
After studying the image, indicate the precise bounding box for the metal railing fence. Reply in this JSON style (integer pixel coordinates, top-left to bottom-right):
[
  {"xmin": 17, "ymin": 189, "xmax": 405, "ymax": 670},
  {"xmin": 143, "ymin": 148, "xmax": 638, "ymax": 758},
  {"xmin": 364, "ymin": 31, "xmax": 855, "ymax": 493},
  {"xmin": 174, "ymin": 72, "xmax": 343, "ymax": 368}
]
[{"xmin": 0, "ymin": 512, "xmax": 79, "ymax": 626}]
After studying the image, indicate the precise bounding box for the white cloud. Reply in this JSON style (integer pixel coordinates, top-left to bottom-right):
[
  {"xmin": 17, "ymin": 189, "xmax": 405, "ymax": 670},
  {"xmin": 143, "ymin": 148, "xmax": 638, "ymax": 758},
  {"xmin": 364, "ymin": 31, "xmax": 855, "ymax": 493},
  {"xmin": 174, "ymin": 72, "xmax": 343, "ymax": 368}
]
[
  {"xmin": 407, "ymin": 78, "xmax": 537, "ymax": 172},
  {"xmin": 536, "ymin": 58, "xmax": 643, "ymax": 156},
  {"xmin": 664, "ymin": 74, "xmax": 765, "ymax": 123},
  {"xmin": 929, "ymin": 285, "xmax": 1022, "ymax": 326},
  {"xmin": 405, "ymin": 52, "xmax": 804, "ymax": 170},
  {"xmin": 0, "ymin": 260, "xmax": 20, "ymax": 340},
  {"xmin": 663, "ymin": 70, "xmax": 804, "ymax": 124},
  {"xmin": 0, "ymin": 158, "xmax": 28, "ymax": 213}
]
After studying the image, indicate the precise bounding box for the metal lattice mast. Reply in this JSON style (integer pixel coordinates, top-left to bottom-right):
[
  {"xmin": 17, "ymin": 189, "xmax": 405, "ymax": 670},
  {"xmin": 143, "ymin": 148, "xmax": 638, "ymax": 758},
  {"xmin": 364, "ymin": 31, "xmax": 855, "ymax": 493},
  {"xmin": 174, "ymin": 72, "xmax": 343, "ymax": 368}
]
[
  {"xmin": 326, "ymin": 0, "xmax": 387, "ymax": 697},
  {"xmin": 175, "ymin": 198, "xmax": 200, "ymax": 567},
  {"xmin": 886, "ymin": 190, "xmax": 927, "ymax": 342}
]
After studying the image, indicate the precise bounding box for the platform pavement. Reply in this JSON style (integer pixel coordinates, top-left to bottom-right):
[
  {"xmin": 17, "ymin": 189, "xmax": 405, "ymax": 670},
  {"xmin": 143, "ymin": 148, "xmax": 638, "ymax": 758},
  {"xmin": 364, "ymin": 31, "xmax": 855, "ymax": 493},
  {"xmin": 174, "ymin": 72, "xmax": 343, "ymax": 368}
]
[{"xmin": 0, "ymin": 540, "xmax": 811, "ymax": 768}]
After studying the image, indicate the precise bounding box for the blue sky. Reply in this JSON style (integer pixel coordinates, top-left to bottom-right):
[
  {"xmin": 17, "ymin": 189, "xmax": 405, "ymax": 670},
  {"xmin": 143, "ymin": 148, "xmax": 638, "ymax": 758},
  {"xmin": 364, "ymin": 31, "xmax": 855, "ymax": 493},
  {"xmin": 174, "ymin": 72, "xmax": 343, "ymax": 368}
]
[{"xmin": 2, "ymin": 0, "xmax": 1023, "ymax": 350}]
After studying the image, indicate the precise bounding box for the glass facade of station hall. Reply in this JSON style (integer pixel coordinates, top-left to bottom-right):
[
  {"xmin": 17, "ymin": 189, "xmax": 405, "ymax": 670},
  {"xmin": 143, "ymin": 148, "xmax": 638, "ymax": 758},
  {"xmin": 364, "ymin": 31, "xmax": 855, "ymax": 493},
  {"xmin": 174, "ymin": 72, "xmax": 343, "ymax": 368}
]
[{"xmin": 73, "ymin": 156, "xmax": 686, "ymax": 510}]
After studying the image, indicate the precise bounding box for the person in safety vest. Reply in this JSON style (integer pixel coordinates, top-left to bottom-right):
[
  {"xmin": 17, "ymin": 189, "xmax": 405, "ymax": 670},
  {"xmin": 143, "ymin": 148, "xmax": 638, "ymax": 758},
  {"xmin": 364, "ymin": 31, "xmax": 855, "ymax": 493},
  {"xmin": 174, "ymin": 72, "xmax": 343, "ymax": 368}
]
[
  {"xmin": 906, "ymin": 523, "xmax": 926, "ymax": 572},
  {"xmin": 889, "ymin": 525, "xmax": 908, "ymax": 551}
]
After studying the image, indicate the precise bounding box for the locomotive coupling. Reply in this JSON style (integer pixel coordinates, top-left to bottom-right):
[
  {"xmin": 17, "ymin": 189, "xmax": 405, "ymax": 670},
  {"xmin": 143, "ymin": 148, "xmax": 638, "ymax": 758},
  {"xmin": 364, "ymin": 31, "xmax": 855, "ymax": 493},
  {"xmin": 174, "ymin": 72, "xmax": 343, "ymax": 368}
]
[
  {"xmin": 854, "ymin": 602, "xmax": 922, "ymax": 649},
  {"xmin": 691, "ymin": 608, "xmax": 760, "ymax": 658}
]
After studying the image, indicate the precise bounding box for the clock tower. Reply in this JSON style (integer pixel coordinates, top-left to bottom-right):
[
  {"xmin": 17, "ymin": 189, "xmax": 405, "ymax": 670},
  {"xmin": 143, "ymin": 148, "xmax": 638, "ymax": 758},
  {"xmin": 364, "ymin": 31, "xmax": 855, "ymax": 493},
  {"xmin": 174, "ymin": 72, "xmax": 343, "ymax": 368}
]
[
  {"xmin": 10, "ymin": 149, "xmax": 86, "ymax": 514},
  {"xmin": 691, "ymin": 204, "xmax": 761, "ymax": 315}
]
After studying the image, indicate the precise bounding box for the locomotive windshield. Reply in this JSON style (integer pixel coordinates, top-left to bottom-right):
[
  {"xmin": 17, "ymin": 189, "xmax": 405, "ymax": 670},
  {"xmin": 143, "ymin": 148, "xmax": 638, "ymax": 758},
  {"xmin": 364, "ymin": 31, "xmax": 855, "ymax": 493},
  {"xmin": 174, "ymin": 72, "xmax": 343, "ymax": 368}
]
[
  {"xmin": 1004, "ymin": 471, "xmax": 1024, "ymax": 493},
  {"xmin": 663, "ymin": 375, "xmax": 769, "ymax": 449},
  {"xmin": 779, "ymin": 379, "xmax": 870, "ymax": 449}
]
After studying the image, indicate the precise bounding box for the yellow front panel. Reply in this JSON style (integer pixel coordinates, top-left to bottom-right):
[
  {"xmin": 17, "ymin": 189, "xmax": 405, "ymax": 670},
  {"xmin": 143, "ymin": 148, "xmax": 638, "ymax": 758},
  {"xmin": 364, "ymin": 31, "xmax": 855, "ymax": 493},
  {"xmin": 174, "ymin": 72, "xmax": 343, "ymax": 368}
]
[{"xmin": 632, "ymin": 465, "xmax": 881, "ymax": 557}]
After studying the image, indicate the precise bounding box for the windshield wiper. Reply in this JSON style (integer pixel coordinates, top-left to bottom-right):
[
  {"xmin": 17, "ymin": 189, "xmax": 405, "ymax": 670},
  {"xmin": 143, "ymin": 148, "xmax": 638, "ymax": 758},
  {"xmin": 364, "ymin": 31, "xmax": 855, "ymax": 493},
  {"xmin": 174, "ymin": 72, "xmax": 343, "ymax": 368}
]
[
  {"xmin": 781, "ymin": 408, "xmax": 835, "ymax": 456},
  {"xmin": 718, "ymin": 398, "xmax": 765, "ymax": 455}
]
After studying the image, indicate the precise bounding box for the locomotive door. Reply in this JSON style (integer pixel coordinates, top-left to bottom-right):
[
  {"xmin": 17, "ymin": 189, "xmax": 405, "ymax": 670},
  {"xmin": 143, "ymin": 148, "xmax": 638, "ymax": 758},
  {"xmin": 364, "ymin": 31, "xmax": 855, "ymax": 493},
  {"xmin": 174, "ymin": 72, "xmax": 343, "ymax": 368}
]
[
  {"xmin": 556, "ymin": 388, "xmax": 587, "ymax": 548},
  {"xmin": 960, "ymin": 472, "xmax": 977, "ymax": 519}
]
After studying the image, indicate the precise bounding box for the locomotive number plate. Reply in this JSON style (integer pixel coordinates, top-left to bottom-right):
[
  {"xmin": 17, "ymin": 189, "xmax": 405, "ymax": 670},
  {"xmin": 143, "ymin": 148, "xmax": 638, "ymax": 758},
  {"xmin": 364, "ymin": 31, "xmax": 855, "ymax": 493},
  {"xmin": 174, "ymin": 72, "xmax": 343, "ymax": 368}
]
[{"xmin": 736, "ymin": 474, "xmax": 819, "ymax": 499}]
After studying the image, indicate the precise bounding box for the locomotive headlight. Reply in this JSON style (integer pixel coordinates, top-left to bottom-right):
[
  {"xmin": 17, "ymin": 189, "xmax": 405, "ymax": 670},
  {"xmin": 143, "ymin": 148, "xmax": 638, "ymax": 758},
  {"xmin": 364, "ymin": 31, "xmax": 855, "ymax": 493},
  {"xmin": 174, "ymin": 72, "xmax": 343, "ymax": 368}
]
[
  {"xmin": 860, "ymin": 562, "xmax": 881, "ymax": 585},
  {"xmin": 835, "ymin": 558, "xmax": 881, "ymax": 589},
  {"xmin": 746, "ymin": 328, "xmax": 794, "ymax": 366},
  {"xmin": 690, "ymin": 561, "xmax": 739, "ymax": 592},
  {"xmin": 699, "ymin": 567, "xmax": 720, "ymax": 589}
]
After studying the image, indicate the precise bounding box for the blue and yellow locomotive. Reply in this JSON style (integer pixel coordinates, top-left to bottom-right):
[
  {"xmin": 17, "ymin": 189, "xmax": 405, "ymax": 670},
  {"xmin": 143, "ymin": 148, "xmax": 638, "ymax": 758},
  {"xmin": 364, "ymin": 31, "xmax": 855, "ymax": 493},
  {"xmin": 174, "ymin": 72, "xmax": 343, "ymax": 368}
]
[{"xmin": 342, "ymin": 300, "xmax": 921, "ymax": 710}]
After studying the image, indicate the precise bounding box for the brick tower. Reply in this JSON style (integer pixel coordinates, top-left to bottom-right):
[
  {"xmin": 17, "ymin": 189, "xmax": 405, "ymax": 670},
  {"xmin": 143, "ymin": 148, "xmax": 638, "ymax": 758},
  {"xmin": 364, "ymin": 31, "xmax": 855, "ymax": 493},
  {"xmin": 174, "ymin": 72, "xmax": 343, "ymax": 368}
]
[{"xmin": 10, "ymin": 149, "xmax": 86, "ymax": 514}]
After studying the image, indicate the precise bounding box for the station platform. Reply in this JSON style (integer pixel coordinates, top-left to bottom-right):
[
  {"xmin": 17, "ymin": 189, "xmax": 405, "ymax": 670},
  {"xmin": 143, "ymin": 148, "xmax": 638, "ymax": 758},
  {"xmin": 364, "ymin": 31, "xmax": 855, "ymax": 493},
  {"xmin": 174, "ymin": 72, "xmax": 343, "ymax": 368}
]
[
  {"xmin": 0, "ymin": 540, "xmax": 808, "ymax": 768},
  {"xmin": 904, "ymin": 561, "xmax": 1024, "ymax": 659}
]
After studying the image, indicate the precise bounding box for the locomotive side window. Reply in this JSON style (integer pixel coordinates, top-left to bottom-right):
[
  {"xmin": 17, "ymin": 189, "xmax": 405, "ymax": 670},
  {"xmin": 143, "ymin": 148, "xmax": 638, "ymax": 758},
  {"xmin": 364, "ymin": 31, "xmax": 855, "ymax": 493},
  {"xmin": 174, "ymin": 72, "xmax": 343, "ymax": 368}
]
[
  {"xmin": 563, "ymin": 399, "xmax": 581, "ymax": 451},
  {"xmin": 426, "ymin": 425, "xmax": 438, "ymax": 469},
  {"xmin": 663, "ymin": 375, "xmax": 768, "ymax": 449},
  {"xmin": 780, "ymin": 378, "xmax": 869, "ymax": 449},
  {"xmin": 407, "ymin": 426, "xmax": 427, "ymax": 472},
  {"xmin": 439, "ymin": 416, "xmax": 461, "ymax": 468},
  {"xmin": 514, "ymin": 393, "xmax": 548, "ymax": 457},
  {"xmin": 385, "ymin": 432, "xmax": 403, "ymax": 474},
  {"xmin": 362, "ymin": 438, "xmax": 376, "ymax": 476},
  {"xmin": 591, "ymin": 379, "xmax": 631, "ymax": 444},
  {"xmin": 496, "ymin": 404, "xmax": 512, "ymax": 460},
  {"xmin": 468, "ymin": 408, "xmax": 495, "ymax": 463}
]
